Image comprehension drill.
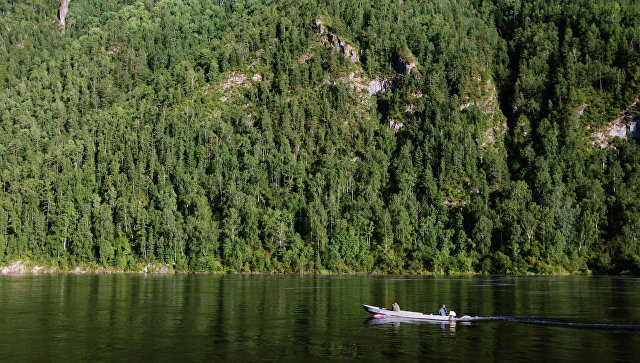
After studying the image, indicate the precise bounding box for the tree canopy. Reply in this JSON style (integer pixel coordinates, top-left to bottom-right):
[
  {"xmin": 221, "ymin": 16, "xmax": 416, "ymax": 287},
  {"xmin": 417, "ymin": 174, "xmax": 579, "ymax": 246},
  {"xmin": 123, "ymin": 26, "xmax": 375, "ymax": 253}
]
[{"xmin": 0, "ymin": 0, "xmax": 639, "ymax": 274}]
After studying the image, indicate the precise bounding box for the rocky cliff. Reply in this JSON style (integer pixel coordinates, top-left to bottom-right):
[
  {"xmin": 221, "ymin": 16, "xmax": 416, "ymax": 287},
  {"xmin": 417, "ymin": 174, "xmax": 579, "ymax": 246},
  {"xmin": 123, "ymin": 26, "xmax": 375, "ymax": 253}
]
[{"xmin": 58, "ymin": 0, "xmax": 70, "ymax": 31}]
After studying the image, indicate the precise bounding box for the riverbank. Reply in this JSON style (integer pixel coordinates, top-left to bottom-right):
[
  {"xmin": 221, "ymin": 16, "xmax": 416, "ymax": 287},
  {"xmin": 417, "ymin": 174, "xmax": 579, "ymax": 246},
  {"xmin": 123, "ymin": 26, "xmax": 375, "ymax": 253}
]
[
  {"xmin": 0, "ymin": 261, "xmax": 58, "ymax": 274},
  {"xmin": 0, "ymin": 258, "xmax": 600, "ymax": 275},
  {"xmin": 0, "ymin": 260, "xmax": 175, "ymax": 275}
]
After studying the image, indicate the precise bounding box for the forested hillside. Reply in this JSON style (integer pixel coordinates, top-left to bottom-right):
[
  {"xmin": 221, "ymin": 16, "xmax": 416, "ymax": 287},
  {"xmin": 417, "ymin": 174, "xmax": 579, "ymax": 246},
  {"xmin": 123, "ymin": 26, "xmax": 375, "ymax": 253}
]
[{"xmin": 1, "ymin": 0, "xmax": 639, "ymax": 274}]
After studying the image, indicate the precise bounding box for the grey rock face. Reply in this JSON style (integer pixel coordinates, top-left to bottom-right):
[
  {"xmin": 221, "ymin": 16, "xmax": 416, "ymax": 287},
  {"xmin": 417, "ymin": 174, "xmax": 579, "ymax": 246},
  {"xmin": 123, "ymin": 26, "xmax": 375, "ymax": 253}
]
[{"xmin": 59, "ymin": 0, "xmax": 70, "ymax": 30}]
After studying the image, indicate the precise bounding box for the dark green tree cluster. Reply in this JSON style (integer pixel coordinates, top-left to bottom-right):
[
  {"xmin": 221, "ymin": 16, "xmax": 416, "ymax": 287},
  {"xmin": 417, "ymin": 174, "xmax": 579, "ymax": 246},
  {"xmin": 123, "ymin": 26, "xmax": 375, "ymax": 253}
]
[{"xmin": 0, "ymin": 0, "xmax": 639, "ymax": 273}]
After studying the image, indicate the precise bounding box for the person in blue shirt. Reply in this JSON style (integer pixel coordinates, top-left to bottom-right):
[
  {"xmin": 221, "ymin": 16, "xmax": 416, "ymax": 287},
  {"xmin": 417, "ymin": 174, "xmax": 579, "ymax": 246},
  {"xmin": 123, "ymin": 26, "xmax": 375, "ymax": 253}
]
[{"xmin": 438, "ymin": 304, "xmax": 448, "ymax": 316}]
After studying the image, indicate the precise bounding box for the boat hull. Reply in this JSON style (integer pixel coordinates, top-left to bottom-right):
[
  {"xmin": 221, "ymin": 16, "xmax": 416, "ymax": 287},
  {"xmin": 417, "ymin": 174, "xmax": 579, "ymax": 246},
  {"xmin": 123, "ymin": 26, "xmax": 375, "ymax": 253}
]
[{"xmin": 362, "ymin": 304, "xmax": 454, "ymax": 322}]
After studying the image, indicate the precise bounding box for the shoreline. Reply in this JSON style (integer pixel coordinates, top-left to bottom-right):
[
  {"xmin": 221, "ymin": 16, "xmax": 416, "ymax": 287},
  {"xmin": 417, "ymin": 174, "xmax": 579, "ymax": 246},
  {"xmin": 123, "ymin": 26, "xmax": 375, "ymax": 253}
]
[
  {"xmin": 0, "ymin": 260, "xmax": 176, "ymax": 275},
  {"xmin": 0, "ymin": 259, "xmax": 607, "ymax": 276}
]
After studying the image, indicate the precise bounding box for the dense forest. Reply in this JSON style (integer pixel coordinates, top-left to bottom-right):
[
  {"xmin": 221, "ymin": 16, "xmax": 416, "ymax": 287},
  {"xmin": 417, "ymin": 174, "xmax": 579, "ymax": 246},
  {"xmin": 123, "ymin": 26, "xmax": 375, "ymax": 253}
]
[{"xmin": 1, "ymin": 0, "xmax": 639, "ymax": 274}]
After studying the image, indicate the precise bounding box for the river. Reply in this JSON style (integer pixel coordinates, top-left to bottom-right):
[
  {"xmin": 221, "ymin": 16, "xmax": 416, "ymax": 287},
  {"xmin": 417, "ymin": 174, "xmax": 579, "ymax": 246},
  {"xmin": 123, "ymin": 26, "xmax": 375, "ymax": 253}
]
[{"xmin": 0, "ymin": 275, "xmax": 638, "ymax": 361}]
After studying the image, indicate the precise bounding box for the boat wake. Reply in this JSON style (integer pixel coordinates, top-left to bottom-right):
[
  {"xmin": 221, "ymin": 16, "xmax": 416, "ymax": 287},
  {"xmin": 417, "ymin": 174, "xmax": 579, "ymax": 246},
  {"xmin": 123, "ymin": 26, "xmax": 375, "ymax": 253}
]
[
  {"xmin": 365, "ymin": 315, "xmax": 640, "ymax": 330},
  {"xmin": 456, "ymin": 315, "xmax": 640, "ymax": 330}
]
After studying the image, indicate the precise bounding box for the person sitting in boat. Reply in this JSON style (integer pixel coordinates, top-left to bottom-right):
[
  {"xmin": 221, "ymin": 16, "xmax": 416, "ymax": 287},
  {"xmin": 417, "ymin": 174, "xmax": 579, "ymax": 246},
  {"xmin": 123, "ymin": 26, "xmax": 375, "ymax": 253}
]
[
  {"xmin": 438, "ymin": 304, "xmax": 448, "ymax": 316},
  {"xmin": 392, "ymin": 302, "xmax": 400, "ymax": 311}
]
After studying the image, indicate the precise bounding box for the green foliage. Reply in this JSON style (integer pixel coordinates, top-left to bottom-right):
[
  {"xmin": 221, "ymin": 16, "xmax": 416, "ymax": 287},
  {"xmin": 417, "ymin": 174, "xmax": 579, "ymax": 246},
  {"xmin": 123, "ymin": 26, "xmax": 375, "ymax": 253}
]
[{"xmin": 0, "ymin": 0, "xmax": 639, "ymax": 274}]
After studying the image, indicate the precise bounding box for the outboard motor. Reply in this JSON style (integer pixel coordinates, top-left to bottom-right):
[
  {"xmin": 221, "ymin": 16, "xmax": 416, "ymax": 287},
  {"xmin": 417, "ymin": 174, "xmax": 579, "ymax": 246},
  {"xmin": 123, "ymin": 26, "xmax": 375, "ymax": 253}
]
[{"xmin": 449, "ymin": 311, "xmax": 457, "ymax": 328}]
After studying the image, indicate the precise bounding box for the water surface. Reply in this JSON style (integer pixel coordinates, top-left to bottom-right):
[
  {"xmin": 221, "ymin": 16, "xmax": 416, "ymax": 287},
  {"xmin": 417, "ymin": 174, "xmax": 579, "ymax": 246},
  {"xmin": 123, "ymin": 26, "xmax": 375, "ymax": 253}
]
[{"xmin": 1, "ymin": 275, "xmax": 638, "ymax": 361}]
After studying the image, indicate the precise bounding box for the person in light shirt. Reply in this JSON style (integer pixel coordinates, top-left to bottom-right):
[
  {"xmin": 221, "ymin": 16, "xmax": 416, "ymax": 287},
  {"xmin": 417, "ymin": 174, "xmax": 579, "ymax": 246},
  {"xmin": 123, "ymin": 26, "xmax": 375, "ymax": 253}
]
[{"xmin": 438, "ymin": 304, "xmax": 448, "ymax": 316}]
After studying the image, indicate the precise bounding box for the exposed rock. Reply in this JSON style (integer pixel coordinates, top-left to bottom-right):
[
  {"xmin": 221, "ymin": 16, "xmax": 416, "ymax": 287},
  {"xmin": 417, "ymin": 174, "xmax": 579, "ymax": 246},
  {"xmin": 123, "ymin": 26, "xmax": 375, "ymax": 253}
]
[
  {"xmin": 312, "ymin": 18, "xmax": 399, "ymax": 106},
  {"xmin": 324, "ymin": 72, "xmax": 369, "ymax": 106},
  {"xmin": 140, "ymin": 263, "xmax": 173, "ymax": 274},
  {"xmin": 325, "ymin": 33, "xmax": 358, "ymax": 63},
  {"xmin": 315, "ymin": 19, "xmax": 326, "ymax": 35},
  {"xmin": 343, "ymin": 44, "xmax": 358, "ymax": 63},
  {"xmin": 1, "ymin": 261, "xmax": 27, "ymax": 274},
  {"xmin": 592, "ymin": 117, "xmax": 637, "ymax": 149},
  {"xmin": 460, "ymin": 102, "xmax": 473, "ymax": 111},
  {"xmin": 0, "ymin": 260, "xmax": 177, "ymax": 274},
  {"xmin": 481, "ymin": 121, "xmax": 508, "ymax": 147},
  {"xmin": 220, "ymin": 72, "xmax": 248, "ymax": 90},
  {"xmin": 389, "ymin": 118, "xmax": 404, "ymax": 132},
  {"xmin": 368, "ymin": 78, "xmax": 390, "ymax": 96},
  {"xmin": 315, "ymin": 20, "xmax": 359, "ymax": 63},
  {"xmin": 0, "ymin": 260, "xmax": 57, "ymax": 274},
  {"xmin": 591, "ymin": 99, "xmax": 640, "ymax": 149},
  {"xmin": 325, "ymin": 71, "xmax": 394, "ymax": 108},
  {"xmin": 214, "ymin": 71, "xmax": 253, "ymax": 103},
  {"xmin": 58, "ymin": 0, "xmax": 70, "ymax": 31}
]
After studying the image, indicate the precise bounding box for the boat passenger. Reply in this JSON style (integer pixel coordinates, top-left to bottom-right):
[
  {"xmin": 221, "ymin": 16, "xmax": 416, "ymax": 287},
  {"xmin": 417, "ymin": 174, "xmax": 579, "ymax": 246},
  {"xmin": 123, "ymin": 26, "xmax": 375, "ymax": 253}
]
[
  {"xmin": 438, "ymin": 304, "xmax": 448, "ymax": 316},
  {"xmin": 392, "ymin": 302, "xmax": 400, "ymax": 311}
]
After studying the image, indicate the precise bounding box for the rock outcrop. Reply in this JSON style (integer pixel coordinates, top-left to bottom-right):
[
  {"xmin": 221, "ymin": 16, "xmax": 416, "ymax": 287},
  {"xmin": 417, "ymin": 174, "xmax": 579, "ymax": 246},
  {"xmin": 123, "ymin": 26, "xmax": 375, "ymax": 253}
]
[
  {"xmin": 0, "ymin": 260, "xmax": 176, "ymax": 274},
  {"xmin": 313, "ymin": 18, "xmax": 395, "ymax": 107},
  {"xmin": 328, "ymin": 33, "xmax": 358, "ymax": 63},
  {"xmin": 315, "ymin": 19, "xmax": 327, "ymax": 35},
  {"xmin": 368, "ymin": 78, "xmax": 390, "ymax": 96},
  {"xmin": 592, "ymin": 117, "xmax": 639, "ymax": 148},
  {"xmin": 320, "ymin": 33, "xmax": 359, "ymax": 63},
  {"xmin": 591, "ymin": 99, "xmax": 640, "ymax": 149},
  {"xmin": 0, "ymin": 260, "xmax": 57, "ymax": 274},
  {"xmin": 58, "ymin": 0, "xmax": 70, "ymax": 31},
  {"xmin": 313, "ymin": 18, "xmax": 398, "ymax": 100},
  {"xmin": 316, "ymin": 19, "xmax": 359, "ymax": 63},
  {"xmin": 388, "ymin": 118, "xmax": 404, "ymax": 133}
]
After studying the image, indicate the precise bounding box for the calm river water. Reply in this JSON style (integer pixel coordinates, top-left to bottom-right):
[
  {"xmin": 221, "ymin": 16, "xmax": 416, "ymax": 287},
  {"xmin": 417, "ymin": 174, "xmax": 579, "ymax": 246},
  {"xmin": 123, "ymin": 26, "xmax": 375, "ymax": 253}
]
[{"xmin": 1, "ymin": 274, "xmax": 639, "ymax": 362}]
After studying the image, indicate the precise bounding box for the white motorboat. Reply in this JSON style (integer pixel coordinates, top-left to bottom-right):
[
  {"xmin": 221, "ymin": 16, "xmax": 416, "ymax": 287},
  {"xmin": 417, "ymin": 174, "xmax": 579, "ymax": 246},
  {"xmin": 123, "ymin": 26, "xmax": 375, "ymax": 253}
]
[{"xmin": 363, "ymin": 304, "xmax": 457, "ymax": 322}]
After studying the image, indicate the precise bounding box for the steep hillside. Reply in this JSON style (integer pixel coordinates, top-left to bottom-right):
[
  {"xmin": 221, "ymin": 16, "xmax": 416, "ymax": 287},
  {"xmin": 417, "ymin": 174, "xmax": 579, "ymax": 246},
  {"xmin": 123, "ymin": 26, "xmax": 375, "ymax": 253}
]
[{"xmin": 0, "ymin": 0, "xmax": 639, "ymax": 274}]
